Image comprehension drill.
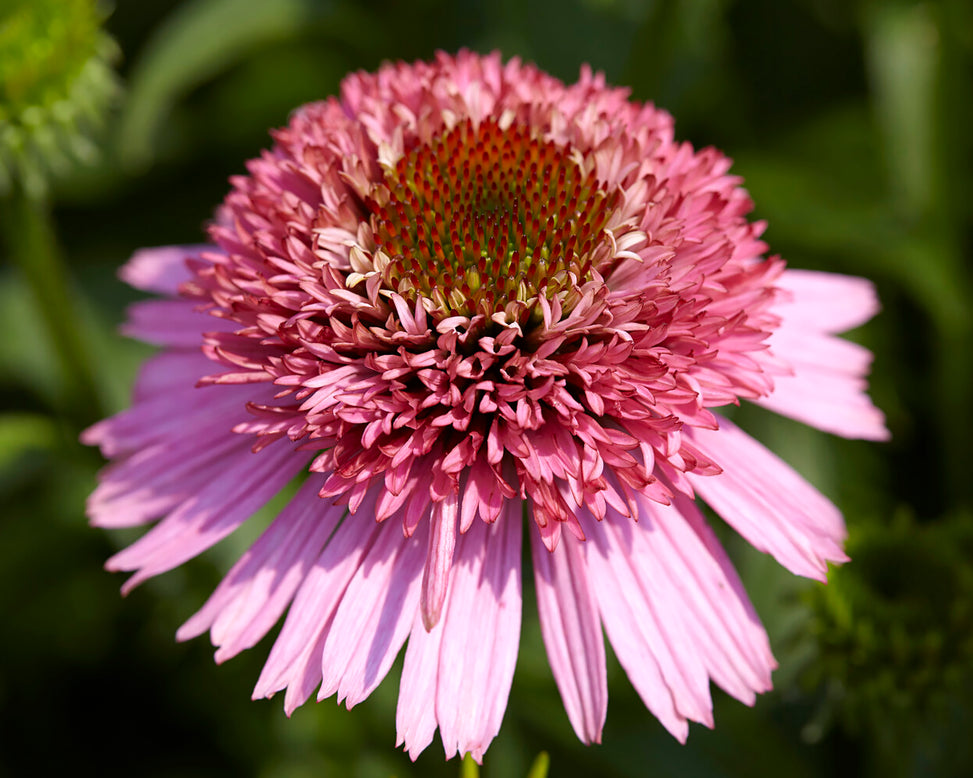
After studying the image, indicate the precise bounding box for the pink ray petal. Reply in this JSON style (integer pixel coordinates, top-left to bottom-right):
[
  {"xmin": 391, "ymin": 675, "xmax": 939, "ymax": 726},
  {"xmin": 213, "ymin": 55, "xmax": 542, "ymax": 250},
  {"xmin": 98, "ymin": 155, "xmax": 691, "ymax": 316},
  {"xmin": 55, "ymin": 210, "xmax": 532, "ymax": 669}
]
[
  {"xmin": 122, "ymin": 299, "xmax": 234, "ymax": 347},
  {"xmin": 106, "ymin": 438, "xmax": 307, "ymax": 592},
  {"xmin": 396, "ymin": 606, "xmax": 443, "ymax": 760},
  {"xmin": 87, "ymin": 390, "xmax": 276, "ymax": 528},
  {"xmin": 758, "ymin": 269, "xmax": 889, "ymax": 440},
  {"xmin": 119, "ymin": 244, "xmax": 214, "ymax": 294},
  {"xmin": 435, "ymin": 502, "xmax": 522, "ymax": 761},
  {"xmin": 396, "ymin": 498, "xmax": 522, "ymax": 761},
  {"xmin": 176, "ymin": 475, "xmax": 338, "ymax": 662},
  {"xmin": 252, "ymin": 487, "xmax": 382, "ymax": 711},
  {"xmin": 317, "ymin": 517, "xmax": 427, "ymax": 707},
  {"xmin": 531, "ymin": 525, "xmax": 607, "ymax": 744},
  {"xmin": 632, "ymin": 494, "xmax": 776, "ymax": 703},
  {"xmin": 774, "ymin": 269, "xmax": 880, "ymax": 334},
  {"xmin": 584, "ymin": 510, "xmax": 709, "ymax": 739},
  {"xmin": 84, "ymin": 377, "xmax": 255, "ymax": 460},
  {"xmin": 687, "ymin": 417, "xmax": 848, "ymax": 580}
]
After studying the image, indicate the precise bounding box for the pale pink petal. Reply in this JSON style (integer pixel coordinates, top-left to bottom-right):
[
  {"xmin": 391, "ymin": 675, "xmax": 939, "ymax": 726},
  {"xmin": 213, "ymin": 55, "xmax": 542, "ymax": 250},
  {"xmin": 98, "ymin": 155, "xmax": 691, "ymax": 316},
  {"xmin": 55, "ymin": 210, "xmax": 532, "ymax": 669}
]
[
  {"xmin": 687, "ymin": 418, "xmax": 848, "ymax": 580},
  {"xmin": 759, "ymin": 270, "xmax": 889, "ymax": 440},
  {"xmin": 434, "ymin": 505, "xmax": 522, "ymax": 761},
  {"xmin": 317, "ymin": 518, "xmax": 427, "ymax": 707},
  {"xmin": 84, "ymin": 378, "xmax": 254, "ymax": 459},
  {"xmin": 122, "ymin": 299, "xmax": 233, "ymax": 347},
  {"xmin": 119, "ymin": 244, "xmax": 214, "ymax": 295},
  {"xmin": 86, "ymin": 381, "xmax": 276, "ymax": 526},
  {"xmin": 775, "ymin": 269, "xmax": 880, "ymax": 333},
  {"xmin": 176, "ymin": 475, "xmax": 338, "ymax": 662},
  {"xmin": 396, "ymin": 498, "xmax": 522, "ymax": 761},
  {"xmin": 396, "ymin": 605, "xmax": 443, "ymax": 759},
  {"xmin": 632, "ymin": 494, "xmax": 776, "ymax": 703},
  {"xmin": 252, "ymin": 487, "xmax": 382, "ymax": 711},
  {"xmin": 531, "ymin": 525, "xmax": 607, "ymax": 744},
  {"xmin": 757, "ymin": 370, "xmax": 889, "ymax": 440},
  {"xmin": 88, "ymin": 431, "xmax": 255, "ymax": 527},
  {"xmin": 757, "ymin": 327, "xmax": 888, "ymax": 440},
  {"xmin": 584, "ymin": 510, "xmax": 709, "ymax": 740},
  {"xmin": 106, "ymin": 438, "xmax": 306, "ymax": 592}
]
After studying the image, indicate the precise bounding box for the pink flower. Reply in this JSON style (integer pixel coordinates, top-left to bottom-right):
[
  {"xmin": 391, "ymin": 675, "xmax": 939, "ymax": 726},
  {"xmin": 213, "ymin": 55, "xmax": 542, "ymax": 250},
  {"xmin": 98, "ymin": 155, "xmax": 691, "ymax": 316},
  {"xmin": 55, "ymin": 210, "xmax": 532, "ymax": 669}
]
[{"xmin": 84, "ymin": 51, "xmax": 888, "ymax": 760}]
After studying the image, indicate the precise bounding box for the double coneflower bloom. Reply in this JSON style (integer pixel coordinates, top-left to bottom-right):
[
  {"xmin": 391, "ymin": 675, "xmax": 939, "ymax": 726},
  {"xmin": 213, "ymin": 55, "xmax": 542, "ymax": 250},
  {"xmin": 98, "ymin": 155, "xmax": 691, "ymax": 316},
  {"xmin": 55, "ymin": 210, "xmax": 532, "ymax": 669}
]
[{"xmin": 85, "ymin": 51, "xmax": 887, "ymax": 761}]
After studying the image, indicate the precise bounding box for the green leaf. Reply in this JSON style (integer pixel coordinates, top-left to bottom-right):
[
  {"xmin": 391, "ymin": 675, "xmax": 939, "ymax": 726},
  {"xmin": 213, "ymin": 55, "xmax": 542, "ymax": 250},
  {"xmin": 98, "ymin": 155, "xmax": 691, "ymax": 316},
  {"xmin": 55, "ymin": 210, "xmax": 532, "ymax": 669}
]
[
  {"xmin": 865, "ymin": 1, "xmax": 939, "ymax": 218},
  {"xmin": 0, "ymin": 412, "xmax": 59, "ymax": 492},
  {"xmin": 0, "ymin": 412, "xmax": 58, "ymax": 466}
]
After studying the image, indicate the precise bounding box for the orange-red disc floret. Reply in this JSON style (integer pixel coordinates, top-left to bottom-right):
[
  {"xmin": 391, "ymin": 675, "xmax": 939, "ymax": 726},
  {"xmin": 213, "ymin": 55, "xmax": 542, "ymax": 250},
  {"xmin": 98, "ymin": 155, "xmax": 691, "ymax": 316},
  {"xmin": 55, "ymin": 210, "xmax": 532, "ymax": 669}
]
[{"xmin": 368, "ymin": 118, "xmax": 619, "ymax": 322}]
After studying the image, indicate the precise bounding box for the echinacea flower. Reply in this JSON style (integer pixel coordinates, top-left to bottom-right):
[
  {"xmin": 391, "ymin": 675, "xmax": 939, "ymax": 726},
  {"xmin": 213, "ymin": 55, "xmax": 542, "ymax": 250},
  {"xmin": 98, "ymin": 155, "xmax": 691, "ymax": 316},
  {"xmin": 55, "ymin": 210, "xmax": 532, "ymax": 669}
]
[{"xmin": 84, "ymin": 51, "xmax": 888, "ymax": 761}]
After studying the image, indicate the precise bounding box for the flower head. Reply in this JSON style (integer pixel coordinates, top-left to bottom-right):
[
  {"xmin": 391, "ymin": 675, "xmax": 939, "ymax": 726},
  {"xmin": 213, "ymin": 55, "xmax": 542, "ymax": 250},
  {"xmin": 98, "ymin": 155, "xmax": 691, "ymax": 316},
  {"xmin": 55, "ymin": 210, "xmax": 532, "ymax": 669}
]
[{"xmin": 84, "ymin": 51, "xmax": 888, "ymax": 760}]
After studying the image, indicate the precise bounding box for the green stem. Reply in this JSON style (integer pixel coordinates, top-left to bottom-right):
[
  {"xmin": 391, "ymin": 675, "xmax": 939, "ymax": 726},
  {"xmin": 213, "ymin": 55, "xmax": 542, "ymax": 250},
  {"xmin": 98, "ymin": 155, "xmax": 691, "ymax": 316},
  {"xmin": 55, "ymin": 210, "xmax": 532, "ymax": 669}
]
[
  {"xmin": 1, "ymin": 187, "xmax": 103, "ymax": 423},
  {"xmin": 460, "ymin": 754, "xmax": 480, "ymax": 778}
]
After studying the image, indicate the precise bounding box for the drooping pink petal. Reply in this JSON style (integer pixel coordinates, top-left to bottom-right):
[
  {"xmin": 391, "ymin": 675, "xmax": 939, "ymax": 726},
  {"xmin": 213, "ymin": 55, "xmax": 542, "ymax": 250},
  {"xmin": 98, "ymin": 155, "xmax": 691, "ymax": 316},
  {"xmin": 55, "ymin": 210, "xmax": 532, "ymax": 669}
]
[
  {"xmin": 86, "ymin": 373, "xmax": 279, "ymax": 526},
  {"xmin": 397, "ymin": 498, "xmax": 522, "ymax": 762},
  {"xmin": 687, "ymin": 418, "xmax": 849, "ymax": 580},
  {"xmin": 531, "ymin": 525, "xmax": 607, "ymax": 744},
  {"xmin": 83, "ymin": 358, "xmax": 255, "ymax": 460},
  {"xmin": 176, "ymin": 475, "xmax": 339, "ymax": 662},
  {"xmin": 630, "ymin": 494, "xmax": 776, "ymax": 704},
  {"xmin": 317, "ymin": 517, "xmax": 427, "ymax": 707},
  {"xmin": 584, "ymin": 510, "xmax": 710, "ymax": 740},
  {"xmin": 106, "ymin": 437, "xmax": 306, "ymax": 593},
  {"xmin": 395, "ymin": 605, "xmax": 442, "ymax": 760},
  {"xmin": 252, "ymin": 487, "xmax": 383, "ymax": 713}
]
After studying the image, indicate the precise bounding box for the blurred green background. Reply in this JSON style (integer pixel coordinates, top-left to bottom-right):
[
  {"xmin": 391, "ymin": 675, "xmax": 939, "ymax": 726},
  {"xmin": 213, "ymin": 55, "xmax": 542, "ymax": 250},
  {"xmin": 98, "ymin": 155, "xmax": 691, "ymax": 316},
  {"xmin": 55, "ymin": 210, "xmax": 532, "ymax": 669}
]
[{"xmin": 2, "ymin": 0, "xmax": 972, "ymax": 776}]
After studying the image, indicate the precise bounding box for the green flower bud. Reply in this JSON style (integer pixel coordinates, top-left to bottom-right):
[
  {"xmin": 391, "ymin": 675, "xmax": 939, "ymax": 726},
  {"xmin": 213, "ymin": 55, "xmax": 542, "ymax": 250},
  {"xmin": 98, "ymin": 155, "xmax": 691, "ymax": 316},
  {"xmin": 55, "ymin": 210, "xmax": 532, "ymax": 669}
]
[{"xmin": 0, "ymin": 0, "xmax": 120, "ymax": 197}]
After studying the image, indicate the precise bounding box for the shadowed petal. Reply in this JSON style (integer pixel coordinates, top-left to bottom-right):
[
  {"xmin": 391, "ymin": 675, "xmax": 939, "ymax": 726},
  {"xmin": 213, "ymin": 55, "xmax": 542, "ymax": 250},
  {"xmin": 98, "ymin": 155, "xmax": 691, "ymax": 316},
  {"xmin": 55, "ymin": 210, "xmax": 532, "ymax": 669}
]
[
  {"xmin": 420, "ymin": 492, "xmax": 458, "ymax": 630},
  {"xmin": 83, "ymin": 351, "xmax": 256, "ymax": 461},
  {"xmin": 123, "ymin": 298, "xmax": 235, "ymax": 347}
]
